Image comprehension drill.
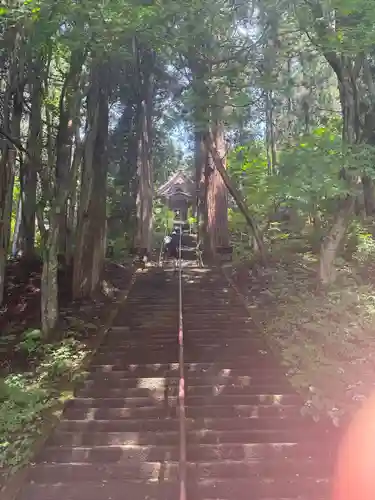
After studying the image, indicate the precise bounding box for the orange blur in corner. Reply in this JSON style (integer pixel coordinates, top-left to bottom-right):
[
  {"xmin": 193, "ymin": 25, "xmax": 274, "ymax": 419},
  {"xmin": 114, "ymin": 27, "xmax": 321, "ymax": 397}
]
[{"xmin": 332, "ymin": 392, "xmax": 375, "ymax": 500}]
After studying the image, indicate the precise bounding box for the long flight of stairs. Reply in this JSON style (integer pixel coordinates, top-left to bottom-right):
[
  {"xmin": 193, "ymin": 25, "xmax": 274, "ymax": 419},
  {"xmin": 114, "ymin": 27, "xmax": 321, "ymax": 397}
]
[
  {"xmin": 17, "ymin": 266, "xmax": 339, "ymax": 500},
  {"xmin": 182, "ymin": 269, "xmax": 338, "ymax": 499}
]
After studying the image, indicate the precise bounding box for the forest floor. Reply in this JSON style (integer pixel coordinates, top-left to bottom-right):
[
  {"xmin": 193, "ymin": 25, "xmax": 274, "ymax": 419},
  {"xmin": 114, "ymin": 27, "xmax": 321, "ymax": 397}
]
[
  {"xmin": 0, "ymin": 258, "xmax": 134, "ymax": 485},
  {"xmin": 230, "ymin": 252, "xmax": 375, "ymax": 427}
]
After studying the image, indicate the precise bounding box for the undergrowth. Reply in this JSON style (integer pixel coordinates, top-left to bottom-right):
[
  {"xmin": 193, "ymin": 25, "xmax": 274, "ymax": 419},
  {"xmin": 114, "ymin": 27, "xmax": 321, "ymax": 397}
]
[
  {"xmin": 233, "ymin": 253, "xmax": 375, "ymax": 426},
  {"xmin": 0, "ymin": 329, "xmax": 86, "ymax": 470}
]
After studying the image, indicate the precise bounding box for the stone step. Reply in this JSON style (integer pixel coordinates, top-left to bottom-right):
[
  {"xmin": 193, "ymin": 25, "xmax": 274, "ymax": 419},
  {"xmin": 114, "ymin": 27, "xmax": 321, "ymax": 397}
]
[
  {"xmin": 63, "ymin": 404, "xmax": 301, "ymax": 421},
  {"xmin": 28, "ymin": 462, "xmax": 179, "ymax": 483},
  {"xmin": 88, "ymin": 363, "xmax": 287, "ymax": 377},
  {"xmin": 66, "ymin": 396, "xmax": 178, "ymax": 409},
  {"xmin": 103, "ymin": 334, "xmax": 264, "ymax": 344},
  {"xmin": 78, "ymin": 383, "xmax": 294, "ymax": 399},
  {"xmin": 69, "ymin": 393, "xmax": 300, "ymax": 409},
  {"xmin": 37, "ymin": 444, "xmax": 179, "ymax": 464},
  {"xmin": 63, "ymin": 405, "xmax": 178, "ymax": 421},
  {"xmin": 188, "ymin": 477, "xmax": 329, "ymax": 499},
  {"xmin": 58, "ymin": 416, "xmax": 321, "ymax": 434},
  {"xmin": 99, "ymin": 339, "xmax": 268, "ymax": 350},
  {"xmin": 29, "ymin": 458, "xmax": 331, "ymax": 485},
  {"xmin": 58, "ymin": 418, "xmax": 180, "ymax": 433},
  {"xmin": 17, "ymin": 481, "xmax": 178, "ymax": 500},
  {"xmin": 47, "ymin": 428, "xmax": 335, "ymax": 448},
  {"xmin": 37, "ymin": 441, "xmax": 335, "ymax": 465},
  {"xmin": 91, "ymin": 352, "xmax": 278, "ymax": 365},
  {"xmin": 86, "ymin": 371, "xmax": 287, "ymax": 385}
]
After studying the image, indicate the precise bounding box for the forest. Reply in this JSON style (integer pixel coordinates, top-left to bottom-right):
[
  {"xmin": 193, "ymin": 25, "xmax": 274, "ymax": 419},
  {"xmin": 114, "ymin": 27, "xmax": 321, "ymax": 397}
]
[{"xmin": 1, "ymin": 0, "xmax": 375, "ymax": 482}]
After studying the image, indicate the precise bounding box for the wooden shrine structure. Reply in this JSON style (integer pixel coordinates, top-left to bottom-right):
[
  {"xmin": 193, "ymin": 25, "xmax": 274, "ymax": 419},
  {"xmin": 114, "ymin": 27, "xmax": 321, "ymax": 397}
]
[{"xmin": 157, "ymin": 170, "xmax": 195, "ymax": 221}]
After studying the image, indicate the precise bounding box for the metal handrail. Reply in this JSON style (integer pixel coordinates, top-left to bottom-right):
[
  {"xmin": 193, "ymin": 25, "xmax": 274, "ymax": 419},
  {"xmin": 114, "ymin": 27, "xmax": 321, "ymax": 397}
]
[{"xmin": 178, "ymin": 228, "xmax": 187, "ymax": 500}]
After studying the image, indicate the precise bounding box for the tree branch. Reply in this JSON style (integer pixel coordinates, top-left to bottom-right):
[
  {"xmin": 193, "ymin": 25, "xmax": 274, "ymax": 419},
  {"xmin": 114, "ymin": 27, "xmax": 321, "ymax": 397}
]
[{"xmin": 0, "ymin": 126, "xmax": 29, "ymax": 156}]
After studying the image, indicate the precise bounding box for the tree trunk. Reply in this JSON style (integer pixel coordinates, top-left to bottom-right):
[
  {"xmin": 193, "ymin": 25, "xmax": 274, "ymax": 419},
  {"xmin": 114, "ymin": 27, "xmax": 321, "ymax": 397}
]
[
  {"xmin": 66, "ymin": 127, "xmax": 83, "ymax": 265},
  {"xmin": 194, "ymin": 129, "xmax": 208, "ymax": 249},
  {"xmin": 19, "ymin": 63, "xmax": 42, "ymax": 258},
  {"xmin": 41, "ymin": 50, "xmax": 85, "ymax": 335},
  {"xmin": 55, "ymin": 49, "xmax": 85, "ymax": 257},
  {"xmin": 0, "ymin": 171, "xmax": 14, "ymax": 303},
  {"xmin": 0, "ymin": 45, "xmax": 24, "ymax": 303},
  {"xmin": 206, "ymin": 121, "xmax": 229, "ymax": 258},
  {"xmin": 319, "ymin": 196, "xmax": 355, "ymax": 285},
  {"xmin": 12, "ymin": 193, "xmax": 22, "ymax": 256},
  {"xmin": 205, "ymin": 134, "xmax": 267, "ymax": 263},
  {"xmin": 362, "ymin": 175, "xmax": 375, "ymax": 217},
  {"xmin": 41, "ymin": 212, "xmax": 59, "ymax": 335},
  {"xmin": 72, "ymin": 64, "xmax": 109, "ymax": 299},
  {"xmin": 135, "ymin": 48, "xmax": 154, "ymax": 256}
]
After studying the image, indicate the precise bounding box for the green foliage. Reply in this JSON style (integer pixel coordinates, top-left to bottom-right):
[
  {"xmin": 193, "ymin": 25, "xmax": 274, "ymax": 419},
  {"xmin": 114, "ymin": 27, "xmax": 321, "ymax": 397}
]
[
  {"xmin": 0, "ymin": 334, "xmax": 86, "ymax": 468},
  {"xmin": 38, "ymin": 338, "xmax": 85, "ymax": 382},
  {"xmin": 16, "ymin": 329, "xmax": 43, "ymax": 357},
  {"xmin": 153, "ymin": 200, "xmax": 175, "ymax": 233},
  {"xmin": 0, "ymin": 374, "xmax": 50, "ymax": 468},
  {"xmin": 353, "ymin": 232, "xmax": 375, "ymax": 264},
  {"xmin": 227, "ymin": 126, "xmax": 371, "ymax": 256}
]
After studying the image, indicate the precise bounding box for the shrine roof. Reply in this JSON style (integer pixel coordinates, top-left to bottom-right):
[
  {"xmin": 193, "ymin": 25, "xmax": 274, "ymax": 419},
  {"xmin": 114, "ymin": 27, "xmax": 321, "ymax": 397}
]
[{"xmin": 157, "ymin": 170, "xmax": 195, "ymax": 198}]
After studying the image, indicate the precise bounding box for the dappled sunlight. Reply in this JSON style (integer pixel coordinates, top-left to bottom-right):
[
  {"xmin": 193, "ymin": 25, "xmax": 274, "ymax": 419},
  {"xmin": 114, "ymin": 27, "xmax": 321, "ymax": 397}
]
[
  {"xmin": 257, "ymin": 394, "xmax": 285, "ymax": 405},
  {"xmin": 136, "ymin": 377, "xmax": 166, "ymax": 390}
]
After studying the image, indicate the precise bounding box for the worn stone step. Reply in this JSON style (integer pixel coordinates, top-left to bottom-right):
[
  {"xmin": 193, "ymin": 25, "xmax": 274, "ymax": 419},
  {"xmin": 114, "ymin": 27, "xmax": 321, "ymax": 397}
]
[
  {"xmin": 37, "ymin": 444, "xmax": 179, "ymax": 464},
  {"xmin": 186, "ymin": 404, "xmax": 302, "ymax": 419},
  {"xmin": 186, "ymin": 429, "xmax": 330, "ymax": 445},
  {"xmin": 89, "ymin": 363, "xmax": 178, "ymax": 377},
  {"xmin": 186, "ymin": 384, "xmax": 293, "ymax": 396},
  {"xmin": 88, "ymin": 363, "xmax": 287, "ymax": 377},
  {"xmin": 27, "ymin": 459, "xmax": 328, "ymax": 484},
  {"xmin": 17, "ymin": 481, "xmax": 178, "ymax": 500},
  {"xmin": 92, "ymin": 352, "xmax": 181, "ymax": 364},
  {"xmin": 103, "ymin": 335, "xmax": 264, "ymax": 345},
  {"xmin": 186, "ymin": 393, "xmax": 301, "ymax": 406},
  {"xmin": 91, "ymin": 353, "xmax": 276, "ymax": 365},
  {"xmin": 124, "ymin": 323, "xmax": 178, "ymax": 330},
  {"xmin": 63, "ymin": 405, "xmax": 178, "ymax": 421},
  {"xmin": 187, "ymin": 442, "xmax": 335, "ymax": 462},
  {"xmin": 96, "ymin": 345, "xmax": 179, "ymax": 355},
  {"xmin": 62, "ymin": 404, "xmax": 302, "ymax": 422},
  {"xmin": 48, "ymin": 428, "xmax": 334, "ymax": 448},
  {"xmin": 66, "ymin": 396, "xmax": 178, "ymax": 409},
  {"xmin": 58, "ymin": 416, "xmax": 317, "ymax": 434},
  {"xmin": 84, "ymin": 373, "xmax": 288, "ymax": 388},
  {"xmin": 187, "ymin": 458, "xmax": 332, "ymax": 480},
  {"xmin": 81, "ymin": 379, "xmax": 291, "ymax": 395},
  {"xmin": 69, "ymin": 393, "xmax": 299, "ymax": 409},
  {"xmin": 76, "ymin": 385, "xmax": 179, "ymax": 399},
  {"xmin": 47, "ymin": 430, "xmax": 180, "ymax": 447},
  {"xmin": 82, "ymin": 376, "xmax": 178, "ymax": 389},
  {"xmin": 183, "ymin": 319, "xmax": 252, "ymax": 326},
  {"xmin": 29, "ymin": 462, "xmax": 180, "ymax": 483},
  {"xmin": 58, "ymin": 418, "xmax": 180, "ymax": 433},
  {"xmin": 185, "ymin": 355, "xmax": 278, "ymax": 365},
  {"xmin": 188, "ymin": 477, "xmax": 329, "ymax": 499},
  {"xmin": 37, "ymin": 441, "xmax": 334, "ymax": 466}
]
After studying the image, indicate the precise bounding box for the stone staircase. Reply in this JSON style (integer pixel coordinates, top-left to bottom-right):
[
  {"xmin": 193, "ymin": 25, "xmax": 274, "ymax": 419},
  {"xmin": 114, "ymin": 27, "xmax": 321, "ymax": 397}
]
[{"xmin": 17, "ymin": 267, "xmax": 338, "ymax": 500}]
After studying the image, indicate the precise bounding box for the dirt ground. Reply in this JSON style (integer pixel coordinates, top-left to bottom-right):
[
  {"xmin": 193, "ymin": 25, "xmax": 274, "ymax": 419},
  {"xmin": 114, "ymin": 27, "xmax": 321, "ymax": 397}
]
[
  {"xmin": 230, "ymin": 254, "xmax": 375, "ymax": 427},
  {"xmin": 0, "ymin": 258, "xmax": 133, "ymax": 374}
]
